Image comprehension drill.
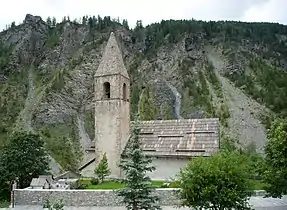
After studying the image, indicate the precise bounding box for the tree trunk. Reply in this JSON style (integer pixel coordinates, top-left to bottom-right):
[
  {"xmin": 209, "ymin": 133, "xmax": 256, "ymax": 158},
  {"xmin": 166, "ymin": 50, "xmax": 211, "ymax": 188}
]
[{"xmin": 132, "ymin": 203, "xmax": 139, "ymax": 210}]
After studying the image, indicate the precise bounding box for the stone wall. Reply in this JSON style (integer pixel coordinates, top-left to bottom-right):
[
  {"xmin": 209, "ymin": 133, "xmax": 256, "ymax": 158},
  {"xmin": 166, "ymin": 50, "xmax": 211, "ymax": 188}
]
[
  {"xmin": 14, "ymin": 188, "xmax": 181, "ymax": 206},
  {"xmin": 14, "ymin": 188, "xmax": 267, "ymax": 207}
]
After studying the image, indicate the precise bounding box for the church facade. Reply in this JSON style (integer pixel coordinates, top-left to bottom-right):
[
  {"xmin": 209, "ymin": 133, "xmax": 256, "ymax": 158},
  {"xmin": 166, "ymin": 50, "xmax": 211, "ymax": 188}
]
[{"xmin": 79, "ymin": 32, "xmax": 220, "ymax": 180}]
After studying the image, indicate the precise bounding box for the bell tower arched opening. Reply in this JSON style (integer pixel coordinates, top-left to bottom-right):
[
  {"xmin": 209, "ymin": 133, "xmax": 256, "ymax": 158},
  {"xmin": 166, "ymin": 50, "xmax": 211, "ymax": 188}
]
[
  {"xmin": 103, "ymin": 82, "xmax": 111, "ymax": 99},
  {"xmin": 123, "ymin": 83, "xmax": 127, "ymax": 101}
]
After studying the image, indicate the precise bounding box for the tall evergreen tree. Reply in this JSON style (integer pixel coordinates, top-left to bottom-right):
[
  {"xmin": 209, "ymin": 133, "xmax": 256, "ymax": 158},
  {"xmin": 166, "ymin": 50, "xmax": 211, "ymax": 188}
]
[
  {"xmin": 46, "ymin": 17, "xmax": 52, "ymax": 27},
  {"xmin": 82, "ymin": 16, "xmax": 87, "ymax": 25},
  {"xmin": 94, "ymin": 152, "xmax": 111, "ymax": 183},
  {"xmin": 117, "ymin": 115, "xmax": 161, "ymax": 210},
  {"xmin": 52, "ymin": 17, "xmax": 57, "ymax": 27},
  {"xmin": 122, "ymin": 19, "xmax": 129, "ymax": 29}
]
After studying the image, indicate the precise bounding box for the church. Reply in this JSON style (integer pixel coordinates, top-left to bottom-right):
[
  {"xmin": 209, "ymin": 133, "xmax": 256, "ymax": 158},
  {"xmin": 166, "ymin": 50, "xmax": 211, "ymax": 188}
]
[{"xmin": 79, "ymin": 32, "xmax": 220, "ymax": 180}]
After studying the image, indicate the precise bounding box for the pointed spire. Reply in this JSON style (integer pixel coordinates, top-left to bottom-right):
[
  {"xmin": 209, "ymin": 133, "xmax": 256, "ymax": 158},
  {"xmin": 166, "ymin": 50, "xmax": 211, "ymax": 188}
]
[{"xmin": 95, "ymin": 32, "xmax": 129, "ymax": 78}]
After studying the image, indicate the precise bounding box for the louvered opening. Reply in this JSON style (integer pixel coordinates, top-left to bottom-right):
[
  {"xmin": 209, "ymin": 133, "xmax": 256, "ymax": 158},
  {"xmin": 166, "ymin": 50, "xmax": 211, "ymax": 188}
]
[
  {"xmin": 175, "ymin": 149, "xmax": 206, "ymax": 152},
  {"xmin": 158, "ymin": 135, "xmax": 184, "ymax": 138},
  {"xmin": 143, "ymin": 149, "xmax": 157, "ymax": 152},
  {"xmin": 140, "ymin": 132, "xmax": 154, "ymax": 135},
  {"xmin": 186, "ymin": 131, "xmax": 215, "ymax": 134}
]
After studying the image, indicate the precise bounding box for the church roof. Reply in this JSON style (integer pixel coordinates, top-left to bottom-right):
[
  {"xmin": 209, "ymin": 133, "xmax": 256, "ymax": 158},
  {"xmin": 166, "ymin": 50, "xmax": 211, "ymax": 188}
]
[
  {"xmin": 80, "ymin": 118, "xmax": 220, "ymax": 172},
  {"xmin": 136, "ymin": 118, "xmax": 220, "ymax": 157},
  {"xmin": 86, "ymin": 118, "xmax": 220, "ymax": 158},
  {"xmin": 95, "ymin": 32, "xmax": 129, "ymax": 78}
]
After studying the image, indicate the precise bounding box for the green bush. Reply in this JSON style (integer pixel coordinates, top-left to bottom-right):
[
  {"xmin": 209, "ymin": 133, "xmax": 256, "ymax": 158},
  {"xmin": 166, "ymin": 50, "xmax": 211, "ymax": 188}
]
[{"xmin": 91, "ymin": 177, "xmax": 99, "ymax": 185}]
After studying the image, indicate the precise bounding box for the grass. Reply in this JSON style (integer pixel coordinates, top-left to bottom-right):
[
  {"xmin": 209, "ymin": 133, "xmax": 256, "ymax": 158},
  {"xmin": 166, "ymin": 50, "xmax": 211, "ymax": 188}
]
[
  {"xmin": 0, "ymin": 200, "xmax": 9, "ymax": 208},
  {"xmin": 79, "ymin": 179, "xmax": 179, "ymax": 190},
  {"xmin": 79, "ymin": 179, "xmax": 265, "ymax": 190},
  {"xmin": 251, "ymin": 179, "xmax": 266, "ymax": 191}
]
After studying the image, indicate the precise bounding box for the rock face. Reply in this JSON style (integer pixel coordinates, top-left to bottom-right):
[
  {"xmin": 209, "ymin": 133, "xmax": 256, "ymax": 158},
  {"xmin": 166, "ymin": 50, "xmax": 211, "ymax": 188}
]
[{"xmin": 1, "ymin": 14, "xmax": 286, "ymax": 172}]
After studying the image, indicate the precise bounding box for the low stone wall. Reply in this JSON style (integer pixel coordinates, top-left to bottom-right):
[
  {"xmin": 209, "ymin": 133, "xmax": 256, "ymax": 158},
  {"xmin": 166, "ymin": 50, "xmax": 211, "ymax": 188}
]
[
  {"xmin": 14, "ymin": 188, "xmax": 267, "ymax": 207},
  {"xmin": 14, "ymin": 188, "xmax": 181, "ymax": 206}
]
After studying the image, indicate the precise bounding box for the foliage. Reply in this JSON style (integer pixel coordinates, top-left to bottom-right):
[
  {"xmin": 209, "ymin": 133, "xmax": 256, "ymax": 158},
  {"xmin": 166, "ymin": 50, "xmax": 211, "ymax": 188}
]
[
  {"xmin": 178, "ymin": 151, "xmax": 254, "ymax": 210},
  {"xmin": 162, "ymin": 102, "xmax": 173, "ymax": 120},
  {"xmin": 39, "ymin": 122, "xmax": 83, "ymax": 171},
  {"xmin": 0, "ymin": 41, "xmax": 13, "ymax": 73},
  {"xmin": 142, "ymin": 20, "xmax": 287, "ymax": 61},
  {"xmin": 43, "ymin": 199, "xmax": 64, "ymax": 210},
  {"xmin": 261, "ymin": 119, "xmax": 287, "ymax": 198},
  {"xmin": 138, "ymin": 86, "xmax": 158, "ymax": 120},
  {"xmin": 117, "ymin": 115, "xmax": 161, "ymax": 210},
  {"xmin": 216, "ymin": 103, "xmax": 230, "ymax": 127},
  {"xmin": 0, "ymin": 131, "xmax": 49, "ymax": 198},
  {"xmin": 0, "ymin": 200, "xmax": 9, "ymax": 208},
  {"xmin": 228, "ymin": 58, "xmax": 287, "ymax": 118},
  {"xmin": 205, "ymin": 61, "xmax": 223, "ymax": 98},
  {"xmin": 180, "ymin": 68, "xmax": 216, "ymax": 117},
  {"xmin": 94, "ymin": 152, "xmax": 111, "ymax": 183},
  {"xmin": 0, "ymin": 70, "xmax": 28, "ymax": 146},
  {"xmin": 220, "ymin": 133, "xmax": 238, "ymax": 152},
  {"xmin": 90, "ymin": 177, "xmax": 100, "ymax": 185},
  {"xmin": 44, "ymin": 27, "xmax": 60, "ymax": 49}
]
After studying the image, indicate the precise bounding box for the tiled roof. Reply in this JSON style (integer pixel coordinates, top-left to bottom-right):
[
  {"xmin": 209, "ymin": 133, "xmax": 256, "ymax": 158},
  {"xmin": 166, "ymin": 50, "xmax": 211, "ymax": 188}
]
[
  {"xmin": 86, "ymin": 118, "xmax": 220, "ymax": 157},
  {"xmin": 30, "ymin": 178, "xmax": 49, "ymax": 187},
  {"xmin": 134, "ymin": 118, "xmax": 220, "ymax": 157}
]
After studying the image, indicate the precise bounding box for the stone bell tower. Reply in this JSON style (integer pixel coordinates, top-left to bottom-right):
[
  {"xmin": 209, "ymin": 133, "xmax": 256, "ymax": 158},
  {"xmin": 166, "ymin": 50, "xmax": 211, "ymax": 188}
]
[{"xmin": 94, "ymin": 32, "xmax": 130, "ymax": 178}]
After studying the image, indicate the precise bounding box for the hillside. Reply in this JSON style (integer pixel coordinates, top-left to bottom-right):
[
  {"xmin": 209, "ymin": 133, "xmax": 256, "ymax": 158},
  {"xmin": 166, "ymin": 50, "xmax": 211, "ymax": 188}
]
[{"xmin": 1, "ymin": 14, "xmax": 287, "ymax": 174}]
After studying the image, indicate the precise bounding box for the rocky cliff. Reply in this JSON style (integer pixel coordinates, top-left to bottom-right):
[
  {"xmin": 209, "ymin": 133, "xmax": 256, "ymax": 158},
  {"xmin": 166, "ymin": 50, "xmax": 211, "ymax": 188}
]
[{"xmin": 1, "ymin": 14, "xmax": 287, "ymax": 173}]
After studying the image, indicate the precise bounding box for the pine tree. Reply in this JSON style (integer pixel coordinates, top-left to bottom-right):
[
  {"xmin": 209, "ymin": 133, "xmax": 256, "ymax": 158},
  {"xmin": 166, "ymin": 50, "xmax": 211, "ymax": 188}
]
[
  {"xmin": 46, "ymin": 17, "xmax": 52, "ymax": 27},
  {"xmin": 117, "ymin": 115, "xmax": 161, "ymax": 210},
  {"xmin": 94, "ymin": 152, "xmax": 111, "ymax": 183},
  {"xmin": 82, "ymin": 16, "xmax": 87, "ymax": 25},
  {"xmin": 52, "ymin": 17, "xmax": 57, "ymax": 27}
]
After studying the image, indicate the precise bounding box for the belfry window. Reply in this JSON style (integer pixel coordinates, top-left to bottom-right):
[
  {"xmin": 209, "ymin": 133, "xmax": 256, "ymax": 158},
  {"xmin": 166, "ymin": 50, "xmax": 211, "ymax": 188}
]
[
  {"xmin": 123, "ymin": 83, "xmax": 127, "ymax": 100},
  {"xmin": 103, "ymin": 82, "xmax": 110, "ymax": 99}
]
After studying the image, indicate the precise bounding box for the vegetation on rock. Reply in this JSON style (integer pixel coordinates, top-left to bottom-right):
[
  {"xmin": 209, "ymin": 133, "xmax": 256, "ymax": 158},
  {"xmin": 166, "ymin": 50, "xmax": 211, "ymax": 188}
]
[{"xmin": 138, "ymin": 86, "xmax": 158, "ymax": 120}]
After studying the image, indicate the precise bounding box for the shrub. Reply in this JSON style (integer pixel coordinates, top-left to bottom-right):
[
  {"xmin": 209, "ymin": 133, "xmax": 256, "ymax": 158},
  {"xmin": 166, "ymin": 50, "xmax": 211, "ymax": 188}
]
[{"xmin": 91, "ymin": 177, "xmax": 99, "ymax": 185}]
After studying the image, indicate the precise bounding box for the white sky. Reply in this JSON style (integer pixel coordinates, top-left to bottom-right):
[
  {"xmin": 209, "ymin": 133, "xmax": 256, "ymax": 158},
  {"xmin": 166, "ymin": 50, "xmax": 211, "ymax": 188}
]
[{"xmin": 0, "ymin": 0, "xmax": 286, "ymax": 30}]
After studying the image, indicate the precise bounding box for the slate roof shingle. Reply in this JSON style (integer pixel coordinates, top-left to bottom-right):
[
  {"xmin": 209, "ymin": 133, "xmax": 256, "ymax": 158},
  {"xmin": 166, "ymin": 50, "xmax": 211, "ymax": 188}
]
[{"xmin": 133, "ymin": 118, "xmax": 220, "ymax": 157}]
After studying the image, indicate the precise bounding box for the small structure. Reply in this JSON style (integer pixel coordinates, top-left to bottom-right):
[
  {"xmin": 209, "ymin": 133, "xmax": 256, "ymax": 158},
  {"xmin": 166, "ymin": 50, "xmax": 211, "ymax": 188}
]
[
  {"xmin": 29, "ymin": 173, "xmax": 79, "ymax": 190},
  {"xmin": 30, "ymin": 177, "xmax": 51, "ymax": 189}
]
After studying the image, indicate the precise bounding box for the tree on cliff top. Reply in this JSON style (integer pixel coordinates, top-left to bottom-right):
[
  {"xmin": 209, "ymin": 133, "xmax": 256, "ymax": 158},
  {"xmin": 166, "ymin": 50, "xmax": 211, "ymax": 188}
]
[{"xmin": 117, "ymin": 115, "xmax": 161, "ymax": 210}]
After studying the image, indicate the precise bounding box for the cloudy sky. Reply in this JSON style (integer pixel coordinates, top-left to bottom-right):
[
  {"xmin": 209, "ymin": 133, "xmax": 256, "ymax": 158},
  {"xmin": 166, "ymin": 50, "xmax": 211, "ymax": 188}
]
[{"xmin": 0, "ymin": 0, "xmax": 286, "ymax": 30}]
